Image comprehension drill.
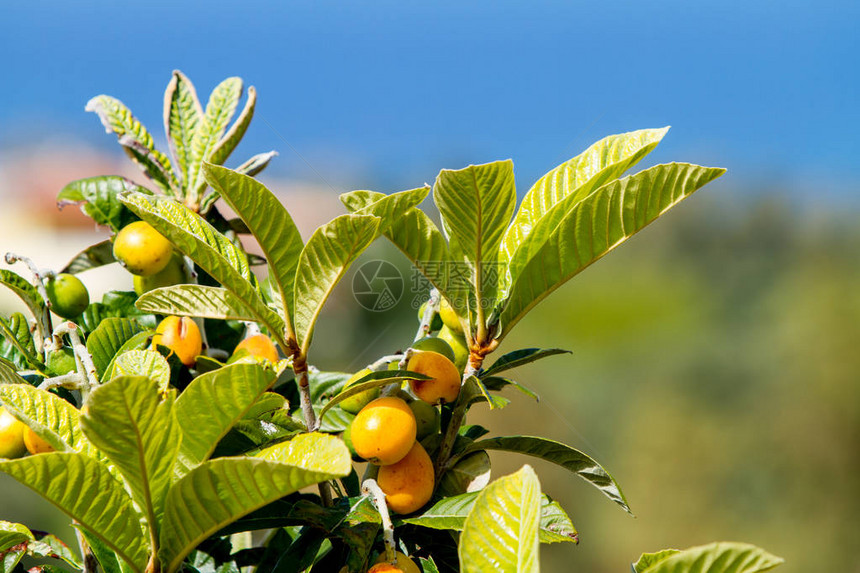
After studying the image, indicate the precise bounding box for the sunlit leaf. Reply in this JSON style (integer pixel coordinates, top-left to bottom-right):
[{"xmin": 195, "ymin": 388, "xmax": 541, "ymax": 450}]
[
  {"xmin": 0, "ymin": 521, "xmax": 33, "ymax": 553},
  {"xmin": 434, "ymin": 160, "xmax": 516, "ymax": 322},
  {"xmin": 111, "ymin": 350, "xmax": 170, "ymax": 392},
  {"xmin": 234, "ymin": 150, "xmax": 278, "ymax": 177},
  {"xmin": 0, "ymin": 453, "xmax": 148, "ymax": 572},
  {"xmin": 0, "ymin": 313, "xmax": 43, "ymax": 373},
  {"xmin": 459, "ymin": 465, "xmax": 541, "ymax": 573},
  {"xmin": 203, "ymin": 164, "xmax": 303, "ymax": 339},
  {"xmin": 208, "ymin": 86, "xmax": 256, "ymax": 167},
  {"xmin": 81, "ymin": 376, "xmax": 180, "ymax": 536},
  {"xmin": 293, "ymin": 214, "xmax": 381, "ymax": 352},
  {"xmin": 500, "ymin": 127, "xmax": 670, "ymax": 267},
  {"xmin": 159, "ymin": 433, "xmax": 350, "ymax": 573},
  {"xmin": 173, "ymin": 363, "xmax": 274, "ymax": 474},
  {"xmin": 163, "ymin": 71, "xmax": 203, "ymax": 189},
  {"xmin": 341, "ymin": 192, "xmax": 452, "ymax": 303},
  {"xmin": 633, "ymin": 549, "xmax": 681, "ymax": 572},
  {"xmin": 0, "ymin": 383, "xmax": 91, "ymax": 454},
  {"xmin": 460, "ymin": 435, "xmax": 631, "ymax": 514},
  {"xmin": 136, "ymin": 285, "xmax": 256, "ymax": 321},
  {"xmin": 404, "ymin": 491, "xmax": 577, "ymax": 544},
  {"xmin": 0, "ymin": 270, "xmax": 47, "ymax": 329},
  {"xmin": 499, "ymin": 163, "xmax": 725, "ymax": 337},
  {"xmin": 635, "ymin": 542, "xmax": 783, "ymax": 573},
  {"xmin": 86, "ymin": 318, "xmax": 144, "ymax": 377},
  {"xmin": 120, "ymin": 193, "xmax": 284, "ymax": 338},
  {"xmin": 86, "ymin": 95, "xmax": 176, "ymax": 193},
  {"xmin": 188, "ymin": 77, "xmax": 244, "ymax": 196}
]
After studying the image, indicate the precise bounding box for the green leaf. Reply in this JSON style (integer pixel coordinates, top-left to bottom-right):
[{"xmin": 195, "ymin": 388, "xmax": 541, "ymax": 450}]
[
  {"xmin": 633, "ymin": 549, "xmax": 681, "ymax": 572},
  {"xmin": 189, "ymin": 77, "xmax": 244, "ymax": 196},
  {"xmin": 86, "ymin": 95, "xmax": 177, "ymax": 193},
  {"xmin": 111, "ymin": 350, "xmax": 170, "ymax": 391},
  {"xmin": 173, "ymin": 363, "xmax": 275, "ymax": 474},
  {"xmin": 636, "ymin": 542, "xmax": 784, "ymax": 573},
  {"xmin": 0, "ymin": 453, "xmax": 148, "ymax": 572},
  {"xmin": 57, "ymin": 176, "xmax": 151, "ymax": 232},
  {"xmin": 480, "ymin": 376, "xmax": 539, "ymax": 402},
  {"xmin": 434, "ymin": 160, "xmax": 517, "ymax": 320},
  {"xmin": 102, "ymin": 331, "xmax": 155, "ymax": 381},
  {"xmin": 500, "ymin": 128, "xmax": 669, "ymax": 266},
  {"xmin": 293, "ymin": 214, "xmax": 381, "ymax": 352},
  {"xmin": 0, "ymin": 521, "xmax": 33, "ymax": 553},
  {"xmin": 163, "ymin": 71, "xmax": 203, "ymax": 190},
  {"xmin": 0, "ymin": 313, "xmax": 43, "ymax": 374},
  {"xmin": 81, "ymin": 531, "xmax": 137, "ymax": 573},
  {"xmin": 459, "ymin": 464, "xmax": 541, "ymax": 573},
  {"xmin": 317, "ymin": 369, "xmax": 430, "ymax": 422},
  {"xmin": 135, "ymin": 285, "xmax": 257, "ymax": 321},
  {"xmin": 482, "ymin": 348, "xmax": 571, "ymax": 377},
  {"xmin": 404, "ymin": 491, "xmax": 577, "ymax": 544},
  {"xmin": 60, "ymin": 240, "xmax": 117, "ymax": 274},
  {"xmin": 234, "ymin": 150, "xmax": 277, "ymax": 177},
  {"xmin": 460, "ymin": 375, "xmax": 508, "ymax": 410},
  {"xmin": 499, "ymin": 163, "xmax": 726, "ymax": 337},
  {"xmin": 159, "ymin": 433, "xmax": 351, "ymax": 573},
  {"xmin": 341, "ymin": 192, "xmax": 452, "ymax": 301},
  {"xmin": 120, "ymin": 193, "xmax": 284, "ymax": 339},
  {"xmin": 0, "ymin": 270, "xmax": 47, "ymax": 324},
  {"xmin": 460, "ymin": 435, "xmax": 631, "ymax": 514},
  {"xmin": 86, "ymin": 318, "xmax": 144, "ymax": 377},
  {"xmin": 80, "ymin": 376, "xmax": 180, "ymax": 538},
  {"xmin": 339, "ymin": 186, "xmax": 430, "ymax": 233},
  {"xmin": 0, "ymin": 383, "xmax": 91, "ymax": 454},
  {"xmin": 26, "ymin": 532, "xmax": 83, "ymax": 569},
  {"xmin": 1, "ymin": 545, "xmax": 25, "ymax": 572},
  {"xmin": 203, "ymin": 164, "xmax": 304, "ymax": 339},
  {"xmin": 208, "ymin": 86, "xmax": 257, "ymax": 168},
  {"xmin": 438, "ymin": 450, "xmax": 491, "ymax": 496}
]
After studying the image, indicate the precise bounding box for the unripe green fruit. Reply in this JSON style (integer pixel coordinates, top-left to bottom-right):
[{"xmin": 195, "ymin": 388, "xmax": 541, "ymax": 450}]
[
  {"xmin": 437, "ymin": 325, "xmax": 469, "ymax": 371},
  {"xmin": 113, "ymin": 221, "xmax": 174, "ymax": 276},
  {"xmin": 411, "ymin": 336, "xmax": 456, "ymax": 364},
  {"xmin": 133, "ymin": 253, "xmax": 186, "ymax": 295},
  {"xmin": 417, "ymin": 301, "xmax": 444, "ymax": 331},
  {"xmin": 439, "ymin": 297, "xmax": 464, "ymax": 335},
  {"xmin": 339, "ymin": 368, "xmax": 380, "ymax": 414},
  {"xmin": 45, "ymin": 274, "xmax": 89, "ymax": 319},
  {"xmin": 46, "ymin": 347, "xmax": 77, "ymax": 376},
  {"xmin": 0, "ymin": 407, "xmax": 27, "ymax": 459},
  {"xmin": 408, "ymin": 399, "xmax": 440, "ymax": 440}
]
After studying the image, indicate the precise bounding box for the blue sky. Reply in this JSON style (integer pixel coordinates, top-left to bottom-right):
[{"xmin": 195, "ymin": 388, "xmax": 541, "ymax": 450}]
[{"xmin": 1, "ymin": 0, "xmax": 857, "ymax": 200}]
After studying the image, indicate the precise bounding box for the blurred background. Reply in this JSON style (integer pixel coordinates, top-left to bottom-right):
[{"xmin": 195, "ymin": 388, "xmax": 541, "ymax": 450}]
[{"xmin": 0, "ymin": 1, "xmax": 857, "ymax": 571}]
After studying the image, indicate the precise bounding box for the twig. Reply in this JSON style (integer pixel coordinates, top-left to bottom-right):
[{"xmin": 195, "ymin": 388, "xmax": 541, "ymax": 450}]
[
  {"xmin": 5, "ymin": 252, "xmax": 53, "ymax": 353},
  {"xmin": 362, "ymin": 478, "xmax": 396, "ymax": 563},
  {"xmin": 53, "ymin": 322, "xmax": 98, "ymax": 400}
]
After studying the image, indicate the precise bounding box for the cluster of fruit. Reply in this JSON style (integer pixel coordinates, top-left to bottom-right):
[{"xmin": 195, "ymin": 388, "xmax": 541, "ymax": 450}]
[
  {"xmin": 115, "ymin": 220, "xmax": 281, "ymax": 369},
  {"xmin": 341, "ymin": 300, "xmax": 468, "ymax": 522}
]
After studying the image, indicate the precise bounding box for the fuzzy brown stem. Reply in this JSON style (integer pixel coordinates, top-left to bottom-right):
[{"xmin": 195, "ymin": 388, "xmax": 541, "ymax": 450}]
[{"xmin": 295, "ymin": 367, "xmax": 318, "ymax": 431}]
